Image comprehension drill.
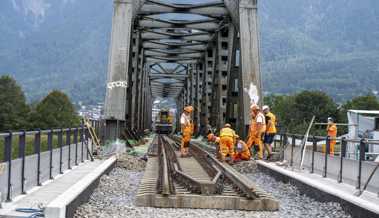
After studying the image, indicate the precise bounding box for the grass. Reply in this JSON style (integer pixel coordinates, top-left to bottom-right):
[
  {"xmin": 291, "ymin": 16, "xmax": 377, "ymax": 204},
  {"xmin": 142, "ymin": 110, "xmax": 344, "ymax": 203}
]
[{"xmin": 0, "ymin": 133, "xmax": 78, "ymax": 162}]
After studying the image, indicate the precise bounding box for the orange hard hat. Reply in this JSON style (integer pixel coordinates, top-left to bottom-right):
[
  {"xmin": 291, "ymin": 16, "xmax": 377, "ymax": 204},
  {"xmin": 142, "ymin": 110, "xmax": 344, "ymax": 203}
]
[{"xmin": 184, "ymin": 106, "xmax": 194, "ymax": 113}]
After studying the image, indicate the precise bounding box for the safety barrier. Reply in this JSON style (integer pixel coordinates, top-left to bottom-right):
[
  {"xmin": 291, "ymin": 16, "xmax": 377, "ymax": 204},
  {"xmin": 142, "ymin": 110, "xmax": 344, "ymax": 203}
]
[
  {"xmin": 273, "ymin": 133, "xmax": 379, "ymax": 196},
  {"xmin": 0, "ymin": 125, "xmax": 94, "ymax": 203}
]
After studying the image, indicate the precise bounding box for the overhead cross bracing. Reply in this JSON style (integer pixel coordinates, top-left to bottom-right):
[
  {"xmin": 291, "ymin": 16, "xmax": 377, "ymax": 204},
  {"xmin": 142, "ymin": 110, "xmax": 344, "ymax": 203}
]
[
  {"xmin": 138, "ymin": 0, "xmax": 228, "ymax": 104},
  {"xmin": 104, "ymin": 0, "xmax": 262, "ymax": 141}
]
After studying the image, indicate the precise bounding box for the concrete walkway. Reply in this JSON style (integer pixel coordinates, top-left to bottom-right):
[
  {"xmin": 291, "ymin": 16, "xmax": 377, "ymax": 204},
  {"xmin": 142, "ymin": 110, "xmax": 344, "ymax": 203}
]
[
  {"xmin": 0, "ymin": 158, "xmax": 115, "ymax": 218},
  {"xmin": 257, "ymin": 160, "xmax": 379, "ymax": 216}
]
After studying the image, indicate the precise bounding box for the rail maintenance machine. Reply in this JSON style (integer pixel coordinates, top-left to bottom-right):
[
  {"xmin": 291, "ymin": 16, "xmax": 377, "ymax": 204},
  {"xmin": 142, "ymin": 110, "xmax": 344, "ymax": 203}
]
[{"xmin": 155, "ymin": 109, "xmax": 173, "ymax": 134}]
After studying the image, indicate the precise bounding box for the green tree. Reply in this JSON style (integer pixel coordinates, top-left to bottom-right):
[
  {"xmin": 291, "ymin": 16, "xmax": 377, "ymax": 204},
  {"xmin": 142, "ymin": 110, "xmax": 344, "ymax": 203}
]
[
  {"xmin": 293, "ymin": 91, "xmax": 338, "ymax": 135},
  {"xmin": 342, "ymin": 95, "xmax": 379, "ymax": 111},
  {"xmin": 265, "ymin": 91, "xmax": 338, "ymax": 135},
  {"xmin": 0, "ymin": 75, "xmax": 30, "ymax": 131},
  {"xmin": 30, "ymin": 90, "xmax": 80, "ymax": 129},
  {"xmin": 338, "ymin": 95, "xmax": 379, "ymax": 130}
]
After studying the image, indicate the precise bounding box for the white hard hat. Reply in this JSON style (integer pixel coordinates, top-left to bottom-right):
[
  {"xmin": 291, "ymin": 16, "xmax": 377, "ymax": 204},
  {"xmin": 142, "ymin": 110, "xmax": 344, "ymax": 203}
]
[
  {"xmin": 328, "ymin": 117, "xmax": 333, "ymax": 122},
  {"xmin": 262, "ymin": 105, "xmax": 270, "ymax": 111}
]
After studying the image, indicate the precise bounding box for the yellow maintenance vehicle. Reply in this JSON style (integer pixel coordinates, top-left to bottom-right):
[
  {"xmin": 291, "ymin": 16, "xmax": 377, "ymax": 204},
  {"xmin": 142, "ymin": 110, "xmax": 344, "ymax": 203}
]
[{"xmin": 155, "ymin": 109, "xmax": 173, "ymax": 134}]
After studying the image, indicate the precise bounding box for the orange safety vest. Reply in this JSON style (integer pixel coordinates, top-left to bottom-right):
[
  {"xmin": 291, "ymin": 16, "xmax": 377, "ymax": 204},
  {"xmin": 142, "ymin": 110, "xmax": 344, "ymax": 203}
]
[
  {"xmin": 220, "ymin": 127, "xmax": 236, "ymax": 138},
  {"xmin": 327, "ymin": 124, "xmax": 337, "ymax": 138},
  {"xmin": 250, "ymin": 112, "xmax": 266, "ymax": 136},
  {"xmin": 266, "ymin": 112, "xmax": 277, "ymax": 134}
]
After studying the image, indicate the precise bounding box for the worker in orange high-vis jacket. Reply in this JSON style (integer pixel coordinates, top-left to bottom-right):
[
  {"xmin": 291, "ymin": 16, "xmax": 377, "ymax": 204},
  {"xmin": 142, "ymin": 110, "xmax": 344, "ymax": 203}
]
[
  {"xmin": 263, "ymin": 105, "xmax": 277, "ymax": 160},
  {"xmin": 180, "ymin": 106, "xmax": 194, "ymax": 157},
  {"xmin": 246, "ymin": 104, "xmax": 266, "ymax": 160},
  {"xmin": 207, "ymin": 133, "xmax": 221, "ymax": 158},
  {"xmin": 219, "ymin": 123, "xmax": 237, "ymax": 163},
  {"xmin": 233, "ymin": 135, "xmax": 251, "ymax": 162},
  {"xmin": 327, "ymin": 117, "xmax": 337, "ymax": 156}
]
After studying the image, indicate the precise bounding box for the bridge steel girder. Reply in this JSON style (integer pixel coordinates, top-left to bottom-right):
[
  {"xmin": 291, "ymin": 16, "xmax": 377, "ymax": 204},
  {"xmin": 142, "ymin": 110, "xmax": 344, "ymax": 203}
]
[
  {"xmin": 225, "ymin": 27, "xmax": 243, "ymax": 136},
  {"xmin": 238, "ymin": 0, "xmax": 262, "ymax": 130},
  {"xmin": 141, "ymin": 31, "xmax": 212, "ymax": 41},
  {"xmin": 128, "ymin": 31, "xmax": 141, "ymax": 130},
  {"xmin": 192, "ymin": 63, "xmax": 202, "ymax": 135},
  {"xmin": 142, "ymin": 41, "xmax": 207, "ymax": 51},
  {"xmin": 202, "ymin": 45, "xmax": 216, "ymax": 128},
  {"xmin": 139, "ymin": 18, "xmax": 220, "ymax": 32},
  {"xmin": 140, "ymin": 1, "xmax": 228, "ymax": 18},
  {"xmin": 137, "ymin": 49, "xmax": 146, "ymax": 131},
  {"xmin": 104, "ymin": 0, "xmax": 136, "ymax": 140},
  {"xmin": 210, "ymin": 26, "xmax": 235, "ymax": 130}
]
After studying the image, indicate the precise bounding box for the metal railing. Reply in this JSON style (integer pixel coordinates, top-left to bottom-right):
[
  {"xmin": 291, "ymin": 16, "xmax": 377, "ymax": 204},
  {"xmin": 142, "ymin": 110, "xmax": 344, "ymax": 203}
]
[
  {"xmin": 273, "ymin": 133, "xmax": 379, "ymax": 195},
  {"xmin": 0, "ymin": 125, "xmax": 92, "ymax": 202}
]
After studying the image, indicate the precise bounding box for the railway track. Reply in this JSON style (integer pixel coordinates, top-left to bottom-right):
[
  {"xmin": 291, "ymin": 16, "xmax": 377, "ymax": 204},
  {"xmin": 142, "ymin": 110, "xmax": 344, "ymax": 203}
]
[{"xmin": 136, "ymin": 135, "xmax": 279, "ymax": 211}]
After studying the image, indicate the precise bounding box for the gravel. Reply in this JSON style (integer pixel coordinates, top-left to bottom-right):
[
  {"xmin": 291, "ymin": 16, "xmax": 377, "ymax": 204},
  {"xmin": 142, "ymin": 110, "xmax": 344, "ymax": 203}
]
[
  {"xmin": 241, "ymin": 162, "xmax": 352, "ymax": 218},
  {"xmin": 116, "ymin": 153, "xmax": 146, "ymax": 171},
  {"xmin": 74, "ymin": 155, "xmax": 352, "ymax": 218}
]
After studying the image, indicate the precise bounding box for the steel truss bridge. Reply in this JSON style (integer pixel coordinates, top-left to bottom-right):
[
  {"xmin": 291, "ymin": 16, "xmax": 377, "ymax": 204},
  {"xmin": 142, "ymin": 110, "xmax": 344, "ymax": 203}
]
[{"xmin": 104, "ymin": 0, "xmax": 262, "ymax": 140}]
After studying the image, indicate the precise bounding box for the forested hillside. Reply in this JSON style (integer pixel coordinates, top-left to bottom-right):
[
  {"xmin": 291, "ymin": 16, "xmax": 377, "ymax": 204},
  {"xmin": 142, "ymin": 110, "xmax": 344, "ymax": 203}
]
[{"xmin": 0, "ymin": 0, "xmax": 378, "ymax": 105}]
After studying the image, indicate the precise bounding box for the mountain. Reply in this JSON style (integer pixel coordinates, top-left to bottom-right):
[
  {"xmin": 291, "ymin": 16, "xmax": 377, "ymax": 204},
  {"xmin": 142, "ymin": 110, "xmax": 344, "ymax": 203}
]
[
  {"xmin": 0, "ymin": 0, "xmax": 112, "ymax": 105},
  {"xmin": 0, "ymin": 0, "xmax": 378, "ymax": 105}
]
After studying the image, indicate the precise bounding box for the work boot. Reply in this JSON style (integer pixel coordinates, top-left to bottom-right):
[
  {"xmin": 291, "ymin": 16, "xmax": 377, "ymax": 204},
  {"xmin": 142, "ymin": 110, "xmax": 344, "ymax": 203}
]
[{"xmin": 266, "ymin": 154, "xmax": 272, "ymax": 160}]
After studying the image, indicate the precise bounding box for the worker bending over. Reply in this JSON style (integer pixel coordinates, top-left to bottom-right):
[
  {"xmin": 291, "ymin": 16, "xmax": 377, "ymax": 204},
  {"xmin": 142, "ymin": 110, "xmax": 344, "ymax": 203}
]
[
  {"xmin": 263, "ymin": 105, "xmax": 277, "ymax": 160},
  {"xmin": 233, "ymin": 136, "xmax": 251, "ymax": 162},
  {"xmin": 207, "ymin": 133, "xmax": 220, "ymax": 144},
  {"xmin": 327, "ymin": 117, "xmax": 337, "ymax": 156},
  {"xmin": 246, "ymin": 104, "xmax": 266, "ymax": 160},
  {"xmin": 180, "ymin": 106, "xmax": 194, "ymax": 157},
  {"xmin": 207, "ymin": 133, "xmax": 221, "ymax": 158},
  {"xmin": 219, "ymin": 123, "xmax": 237, "ymax": 163}
]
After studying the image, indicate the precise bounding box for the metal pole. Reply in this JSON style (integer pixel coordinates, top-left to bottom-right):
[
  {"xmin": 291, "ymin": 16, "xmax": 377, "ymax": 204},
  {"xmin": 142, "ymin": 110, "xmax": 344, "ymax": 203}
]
[
  {"xmin": 59, "ymin": 129, "xmax": 63, "ymax": 174},
  {"xmin": 19, "ymin": 130, "xmax": 26, "ymax": 194},
  {"xmin": 5, "ymin": 131, "xmax": 13, "ymax": 201},
  {"xmin": 67, "ymin": 128, "xmax": 71, "ymax": 170},
  {"xmin": 74, "ymin": 128, "xmax": 78, "ymax": 166},
  {"xmin": 290, "ymin": 136, "xmax": 295, "ymax": 167},
  {"xmin": 281, "ymin": 133, "xmax": 286, "ymax": 161},
  {"xmin": 311, "ymin": 136, "xmax": 316, "ymax": 174},
  {"xmin": 35, "ymin": 129, "xmax": 42, "ymax": 186},
  {"xmin": 80, "ymin": 124, "xmax": 84, "ymax": 163},
  {"xmin": 48, "ymin": 129, "xmax": 53, "ymax": 180},
  {"xmin": 85, "ymin": 128, "xmax": 89, "ymax": 160},
  {"xmin": 357, "ymin": 139, "xmax": 366, "ymax": 190},
  {"xmin": 323, "ymin": 136, "xmax": 330, "ymax": 178},
  {"xmin": 338, "ymin": 137, "xmax": 346, "ymax": 183}
]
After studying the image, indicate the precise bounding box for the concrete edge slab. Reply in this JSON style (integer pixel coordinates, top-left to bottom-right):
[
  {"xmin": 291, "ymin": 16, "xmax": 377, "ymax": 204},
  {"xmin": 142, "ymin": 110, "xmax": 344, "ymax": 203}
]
[
  {"xmin": 256, "ymin": 160, "xmax": 379, "ymax": 218},
  {"xmin": 45, "ymin": 156, "xmax": 117, "ymax": 218}
]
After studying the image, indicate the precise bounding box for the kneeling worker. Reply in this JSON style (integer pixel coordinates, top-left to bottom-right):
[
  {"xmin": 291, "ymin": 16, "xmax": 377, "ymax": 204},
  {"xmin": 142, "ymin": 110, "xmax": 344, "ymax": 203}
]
[
  {"xmin": 180, "ymin": 106, "xmax": 194, "ymax": 157},
  {"xmin": 219, "ymin": 123, "xmax": 237, "ymax": 163},
  {"xmin": 233, "ymin": 136, "xmax": 251, "ymax": 162},
  {"xmin": 208, "ymin": 133, "xmax": 221, "ymax": 158}
]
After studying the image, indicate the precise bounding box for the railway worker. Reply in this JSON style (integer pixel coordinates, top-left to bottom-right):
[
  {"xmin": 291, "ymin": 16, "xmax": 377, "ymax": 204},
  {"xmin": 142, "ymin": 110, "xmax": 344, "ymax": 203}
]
[
  {"xmin": 180, "ymin": 106, "xmax": 194, "ymax": 157},
  {"xmin": 326, "ymin": 117, "xmax": 337, "ymax": 156},
  {"xmin": 246, "ymin": 104, "xmax": 266, "ymax": 160},
  {"xmin": 207, "ymin": 133, "xmax": 221, "ymax": 158},
  {"xmin": 207, "ymin": 133, "xmax": 220, "ymax": 144},
  {"xmin": 219, "ymin": 123, "xmax": 237, "ymax": 163},
  {"xmin": 233, "ymin": 135, "xmax": 251, "ymax": 162},
  {"xmin": 262, "ymin": 105, "xmax": 277, "ymax": 160}
]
